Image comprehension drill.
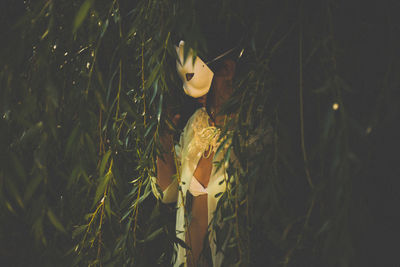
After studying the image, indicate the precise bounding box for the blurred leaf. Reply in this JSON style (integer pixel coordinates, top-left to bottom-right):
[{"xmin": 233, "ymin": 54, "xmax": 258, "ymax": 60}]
[
  {"xmin": 32, "ymin": 216, "xmax": 46, "ymax": 245},
  {"xmin": 5, "ymin": 201, "xmax": 16, "ymax": 214},
  {"xmin": 47, "ymin": 209, "xmax": 66, "ymax": 233},
  {"xmin": 6, "ymin": 178, "xmax": 24, "ymax": 209},
  {"xmin": 65, "ymin": 125, "xmax": 80, "ymax": 156},
  {"xmin": 19, "ymin": 121, "xmax": 43, "ymax": 146},
  {"xmin": 24, "ymin": 175, "xmax": 42, "ymax": 202},
  {"xmin": 10, "ymin": 152, "xmax": 26, "ymax": 182},
  {"xmin": 72, "ymin": 224, "xmax": 88, "ymax": 239},
  {"xmin": 139, "ymin": 227, "xmax": 163, "ymax": 243},
  {"xmin": 100, "ymin": 19, "xmax": 109, "ymax": 38},
  {"xmin": 73, "ymin": 0, "xmax": 95, "ymax": 34},
  {"xmin": 94, "ymin": 90, "xmax": 106, "ymax": 111}
]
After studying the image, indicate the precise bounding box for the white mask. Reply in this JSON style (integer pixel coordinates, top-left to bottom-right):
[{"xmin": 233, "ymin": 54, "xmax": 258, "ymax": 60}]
[{"xmin": 175, "ymin": 40, "xmax": 214, "ymax": 98}]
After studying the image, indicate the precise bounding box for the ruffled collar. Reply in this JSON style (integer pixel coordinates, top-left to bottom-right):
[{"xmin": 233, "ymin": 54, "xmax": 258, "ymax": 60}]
[{"xmin": 190, "ymin": 108, "xmax": 222, "ymax": 154}]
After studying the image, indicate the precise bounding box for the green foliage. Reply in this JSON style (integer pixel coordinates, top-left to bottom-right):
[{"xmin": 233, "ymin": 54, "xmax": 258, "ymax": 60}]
[{"xmin": 1, "ymin": 0, "xmax": 399, "ymax": 266}]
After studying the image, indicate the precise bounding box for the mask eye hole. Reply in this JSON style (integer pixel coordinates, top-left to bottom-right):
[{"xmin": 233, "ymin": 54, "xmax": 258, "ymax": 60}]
[{"xmin": 186, "ymin": 73, "xmax": 194, "ymax": 81}]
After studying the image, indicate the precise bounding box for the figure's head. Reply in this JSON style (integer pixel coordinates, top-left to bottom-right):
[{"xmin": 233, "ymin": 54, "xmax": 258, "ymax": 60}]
[
  {"xmin": 175, "ymin": 40, "xmax": 240, "ymax": 102},
  {"xmin": 175, "ymin": 41, "xmax": 214, "ymax": 99},
  {"xmin": 175, "ymin": 3, "xmax": 245, "ymax": 112}
]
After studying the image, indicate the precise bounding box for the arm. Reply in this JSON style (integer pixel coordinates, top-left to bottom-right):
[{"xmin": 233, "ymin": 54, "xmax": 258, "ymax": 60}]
[
  {"xmin": 155, "ymin": 114, "xmax": 180, "ymax": 203},
  {"xmin": 156, "ymin": 132, "xmax": 176, "ymax": 191}
]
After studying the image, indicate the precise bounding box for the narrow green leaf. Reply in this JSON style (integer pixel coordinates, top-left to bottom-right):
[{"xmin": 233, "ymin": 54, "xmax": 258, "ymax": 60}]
[
  {"xmin": 145, "ymin": 64, "xmax": 161, "ymax": 89},
  {"xmin": 100, "ymin": 19, "xmax": 109, "ymax": 38},
  {"xmin": 157, "ymin": 93, "xmax": 163, "ymax": 122},
  {"xmin": 94, "ymin": 90, "xmax": 106, "ymax": 111},
  {"xmin": 47, "ymin": 209, "xmax": 66, "ymax": 233},
  {"xmin": 6, "ymin": 179, "xmax": 24, "ymax": 208},
  {"xmin": 104, "ymin": 193, "xmax": 114, "ymax": 219},
  {"xmin": 140, "ymin": 227, "xmax": 163, "ymax": 243},
  {"xmin": 127, "ymin": 26, "xmax": 137, "ymax": 38},
  {"xmin": 223, "ymin": 214, "xmax": 236, "ymax": 222},
  {"xmin": 11, "ymin": 152, "xmax": 26, "ymax": 181},
  {"xmin": 19, "ymin": 121, "xmax": 43, "ymax": 146},
  {"xmin": 149, "ymin": 79, "xmax": 159, "ymax": 106},
  {"xmin": 93, "ymin": 171, "xmax": 112, "ymax": 207},
  {"xmin": 24, "ymin": 175, "xmax": 42, "ymax": 202},
  {"xmin": 99, "ymin": 150, "xmax": 112, "ymax": 177},
  {"xmin": 65, "ymin": 125, "xmax": 79, "ymax": 156},
  {"xmin": 32, "ymin": 216, "xmax": 46, "ymax": 245},
  {"xmin": 120, "ymin": 209, "xmax": 132, "ymax": 222},
  {"xmin": 85, "ymin": 133, "xmax": 96, "ymax": 161},
  {"xmin": 72, "ymin": 225, "xmax": 88, "ymax": 239},
  {"xmin": 144, "ymin": 121, "xmax": 156, "ymax": 138},
  {"xmin": 73, "ymin": 0, "xmax": 94, "ymax": 34},
  {"xmin": 5, "ymin": 201, "xmax": 16, "ymax": 214},
  {"xmin": 40, "ymin": 29, "xmax": 49, "ymax": 40},
  {"xmin": 173, "ymin": 236, "xmax": 191, "ymax": 250},
  {"xmin": 214, "ymin": 192, "xmax": 223, "ymax": 198}
]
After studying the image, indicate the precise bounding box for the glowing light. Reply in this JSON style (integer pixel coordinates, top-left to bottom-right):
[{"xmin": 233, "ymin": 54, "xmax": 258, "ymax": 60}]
[
  {"xmin": 53, "ymin": 44, "xmax": 57, "ymax": 50},
  {"xmin": 332, "ymin": 103, "xmax": 339, "ymax": 110},
  {"xmin": 239, "ymin": 48, "xmax": 245, "ymax": 58},
  {"xmin": 86, "ymin": 62, "xmax": 90, "ymax": 69},
  {"xmin": 64, "ymin": 52, "xmax": 68, "ymax": 56}
]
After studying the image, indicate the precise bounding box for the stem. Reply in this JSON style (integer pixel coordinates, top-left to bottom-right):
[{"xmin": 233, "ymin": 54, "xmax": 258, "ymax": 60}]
[
  {"xmin": 99, "ymin": 108, "xmax": 104, "ymax": 155},
  {"xmin": 115, "ymin": 60, "xmax": 122, "ymax": 121},
  {"xmin": 284, "ymin": 6, "xmax": 318, "ymax": 266},
  {"xmin": 141, "ymin": 41, "xmax": 146, "ymax": 127},
  {"xmin": 298, "ymin": 6, "xmax": 314, "ymax": 190},
  {"xmin": 132, "ymin": 178, "xmax": 143, "ymax": 247}
]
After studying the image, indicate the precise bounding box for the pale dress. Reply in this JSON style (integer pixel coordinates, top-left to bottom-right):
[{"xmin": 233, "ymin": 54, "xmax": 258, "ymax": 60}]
[{"xmin": 153, "ymin": 107, "xmax": 229, "ymax": 267}]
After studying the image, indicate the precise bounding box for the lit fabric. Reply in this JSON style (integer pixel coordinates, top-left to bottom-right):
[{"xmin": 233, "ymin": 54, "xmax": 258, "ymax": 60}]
[
  {"xmin": 188, "ymin": 175, "xmax": 208, "ymax": 196},
  {"xmin": 154, "ymin": 107, "xmax": 229, "ymax": 267}
]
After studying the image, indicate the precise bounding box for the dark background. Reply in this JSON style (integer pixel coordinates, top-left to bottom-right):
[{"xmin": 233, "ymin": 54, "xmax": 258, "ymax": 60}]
[{"xmin": 1, "ymin": 0, "xmax": 399, "ymax": 266}]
